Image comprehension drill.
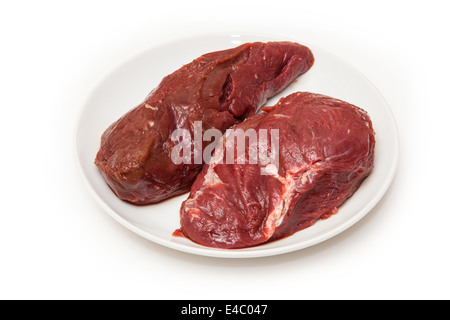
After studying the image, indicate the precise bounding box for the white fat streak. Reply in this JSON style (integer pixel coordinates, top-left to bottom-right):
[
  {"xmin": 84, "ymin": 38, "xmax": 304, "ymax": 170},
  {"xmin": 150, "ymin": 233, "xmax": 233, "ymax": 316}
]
[
  {"xmin": 203, "ymin": 165, "xmax": 223, "ymax": 187},
  {"xmin": 262, "ymin": 165, "xmax": 304, "ymax": 237},
  {"xmin": 183, "ymin": 139, "xmax": 227, "ymax": 220},
  {"xmin": 202, "ymin": 138, "xmax": 226, "ymax": 187},
  {"xmin": 183, "ymin": 192, "xmax": 203, "ymax": 220},
  {"xmin": 274, "ymin": 113, "xmax": 290, "ymax": 118},
  {"xmin": 261, "ymin": 163, "xmax": 325, "ymax": 238},
  {"xmin": 301, "ymin": 172, "xmax": 308, "ymax": 185},
  {"xmin": 144, "ymin": 103, "xmax": 158, "ymax": 111},
  {"xmin": 261, "ymin": 163, "xmax": 278, "ymax": 176}
]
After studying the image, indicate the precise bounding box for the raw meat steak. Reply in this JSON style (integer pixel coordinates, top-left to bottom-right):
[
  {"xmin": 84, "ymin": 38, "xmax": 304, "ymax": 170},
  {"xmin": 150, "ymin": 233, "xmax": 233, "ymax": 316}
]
[
  {"xmin": 179, "ymin": 92, "xmax": 375, "ymax": 248},
  {"xmin": 95, "ymin": 42, "xmax": 314, "ymax": 204}
]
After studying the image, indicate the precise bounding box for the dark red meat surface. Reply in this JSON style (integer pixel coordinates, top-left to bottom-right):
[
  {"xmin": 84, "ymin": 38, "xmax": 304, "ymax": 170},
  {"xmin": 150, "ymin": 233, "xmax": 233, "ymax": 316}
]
[
  {"xmin": 179, "ymin": 92, "xmax": 375, "ymax": 249},
  {"xmin": 95, "ymin": 42, "xmax": 314, "ymax": 204}
]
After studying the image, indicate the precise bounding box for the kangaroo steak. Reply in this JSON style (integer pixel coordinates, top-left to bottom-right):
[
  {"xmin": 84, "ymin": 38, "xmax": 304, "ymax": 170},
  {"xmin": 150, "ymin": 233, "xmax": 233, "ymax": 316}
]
[
  {"xmin": 95, "ymin": 42, "xmax": 314, "ymax": 204},
  {"xmin": 179, "ymin": 92, "xmax": 375, "ymax": 248}
]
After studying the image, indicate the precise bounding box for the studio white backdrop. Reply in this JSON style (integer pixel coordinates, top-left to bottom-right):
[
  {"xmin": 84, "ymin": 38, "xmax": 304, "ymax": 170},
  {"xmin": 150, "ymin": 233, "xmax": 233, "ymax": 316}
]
[{"xmin": 0, "ymin": 0, "xmax": 448, "ymax": 299}]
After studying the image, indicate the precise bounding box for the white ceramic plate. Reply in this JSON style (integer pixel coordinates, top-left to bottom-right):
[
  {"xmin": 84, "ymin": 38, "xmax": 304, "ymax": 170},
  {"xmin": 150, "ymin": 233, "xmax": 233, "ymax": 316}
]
[{"xmin": 75, "ymin": 32, "xmax": 398, "ymax": 258}]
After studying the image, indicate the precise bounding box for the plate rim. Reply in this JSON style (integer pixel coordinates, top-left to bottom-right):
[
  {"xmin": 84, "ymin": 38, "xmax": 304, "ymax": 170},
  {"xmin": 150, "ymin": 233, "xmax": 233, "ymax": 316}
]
[{"xmin": 74, "ymin": 31, "xmax": 399, "ymax": 258}]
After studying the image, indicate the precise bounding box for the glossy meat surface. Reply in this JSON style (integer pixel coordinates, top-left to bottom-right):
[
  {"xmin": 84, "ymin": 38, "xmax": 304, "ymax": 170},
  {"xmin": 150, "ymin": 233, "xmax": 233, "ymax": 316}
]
[
  {"xmin": 179, "ymin": 92, "xmax": 375, "ymax": 248},
  {"xmin": 95, "ymin": 42, "xmax": 314, "ymax": 204}
]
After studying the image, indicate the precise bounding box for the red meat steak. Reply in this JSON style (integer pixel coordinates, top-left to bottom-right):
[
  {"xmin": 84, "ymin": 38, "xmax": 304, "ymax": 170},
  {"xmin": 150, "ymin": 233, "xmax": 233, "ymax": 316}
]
[
  {"xmin": 95, "ymin": 42, "xmax": 314, "ymax": 204},
  {"xmin": 179, "ymin": 92, "xmax": 375, "ymax": 249}
]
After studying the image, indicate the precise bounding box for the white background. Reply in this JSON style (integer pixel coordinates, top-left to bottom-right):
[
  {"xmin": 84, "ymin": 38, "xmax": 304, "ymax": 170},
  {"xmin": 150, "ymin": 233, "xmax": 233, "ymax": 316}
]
[{"xmin": 1, "ymin": 0, "xmax": 448, "ymax": 300}]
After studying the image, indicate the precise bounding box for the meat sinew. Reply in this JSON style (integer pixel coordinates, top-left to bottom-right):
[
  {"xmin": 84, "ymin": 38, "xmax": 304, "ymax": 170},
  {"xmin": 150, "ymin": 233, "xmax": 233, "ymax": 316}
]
[
  {"xmin": 95, "ymin": 42, "xmax": 314, "ymax": 204},
  {"xmin": 179, "ymin": 92, "xmax": 375, "ymax": 249}
]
